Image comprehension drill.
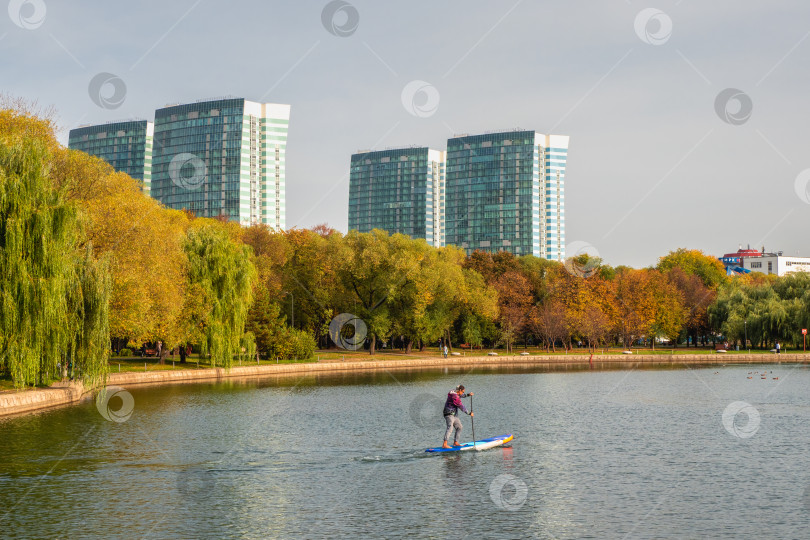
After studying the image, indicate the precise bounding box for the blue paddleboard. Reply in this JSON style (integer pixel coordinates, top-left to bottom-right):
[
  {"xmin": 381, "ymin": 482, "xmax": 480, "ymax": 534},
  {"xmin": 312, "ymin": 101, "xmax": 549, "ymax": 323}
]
[{"xmin": 425, "ymin": 434, "xmax": 513, "ymax": 453}]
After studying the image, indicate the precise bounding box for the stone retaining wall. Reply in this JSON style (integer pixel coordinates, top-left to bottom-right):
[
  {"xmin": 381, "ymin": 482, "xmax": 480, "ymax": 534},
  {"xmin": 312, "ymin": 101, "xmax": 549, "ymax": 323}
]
[
  {"xmin": 2, "ymin": 353, "xmax": 807, "ymax": 418},
  {"xmin": 0, "ymin": 382, "xmax": 86, "ymax": 418}
]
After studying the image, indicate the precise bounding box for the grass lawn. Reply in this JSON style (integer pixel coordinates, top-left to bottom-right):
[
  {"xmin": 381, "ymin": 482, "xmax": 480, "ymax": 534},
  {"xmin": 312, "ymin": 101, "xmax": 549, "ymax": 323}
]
[
  {"xmin": 0, "ymin": 375, "xmax": 60, "ymax": 393},
  {"xmin": 2, "ymin": 347, "xmax": 804, "ymax": 393},
  {"xmin": 312, "ymin": 346, "xmax": 807, "ymax": 360},
  {"xmin": 108, "ymin": 354, "xmax": 317, "ymax": 373}
]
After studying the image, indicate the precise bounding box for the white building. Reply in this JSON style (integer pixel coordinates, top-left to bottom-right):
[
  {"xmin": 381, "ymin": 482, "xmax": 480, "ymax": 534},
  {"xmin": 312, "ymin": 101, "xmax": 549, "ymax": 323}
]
[{"xmin": 742, "ymin": 254, "xmax": 810, "ymax": 276}]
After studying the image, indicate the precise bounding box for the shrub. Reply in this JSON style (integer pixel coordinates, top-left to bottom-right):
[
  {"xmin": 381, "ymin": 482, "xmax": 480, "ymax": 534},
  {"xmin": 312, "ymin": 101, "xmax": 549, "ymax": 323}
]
[
  {"xmin": 119, "ymin": 348, "xmax": 132, "ymax": 357},
  {"xmin": 288, "ymin": 328, "xmax": 316, "ymax": 360},
  {"xmin": 268, "ymin": 326, "xmax": 316, "ymax": 361}
]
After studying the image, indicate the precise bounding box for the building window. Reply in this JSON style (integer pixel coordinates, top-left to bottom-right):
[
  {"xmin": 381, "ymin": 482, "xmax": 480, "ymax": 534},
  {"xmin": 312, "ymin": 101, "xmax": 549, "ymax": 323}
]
[
  {"xmin": 768, "ymin": 261, "xmax": 773, "ymax": 273},
  {"xmin": 751, "ymin": 262, "xmax": 762, "ymax": 268}
]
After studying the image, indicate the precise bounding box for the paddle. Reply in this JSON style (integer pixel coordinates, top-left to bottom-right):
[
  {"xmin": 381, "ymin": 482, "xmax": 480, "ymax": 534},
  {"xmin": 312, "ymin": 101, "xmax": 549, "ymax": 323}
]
[{"xmin": 470, "ymin": 392, "xmax": 476, "ymax": 449}]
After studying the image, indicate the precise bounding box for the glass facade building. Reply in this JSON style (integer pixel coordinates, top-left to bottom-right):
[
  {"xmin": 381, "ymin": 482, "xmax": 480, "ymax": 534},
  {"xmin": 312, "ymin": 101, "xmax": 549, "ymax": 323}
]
[
  {"xmin": 68, "ymin": 120, "xmax": 154, "ymax": 194},
  {"xmin": 445, "ymin": 130, "xmax": 568, "ymax": 259},
  {"xmin": 151, "ymin": 98, "xmax": 289, "ymax": 228},
  {"xmin": 348, "ymin": 147, "xmax": 445, "ymax": 247}
]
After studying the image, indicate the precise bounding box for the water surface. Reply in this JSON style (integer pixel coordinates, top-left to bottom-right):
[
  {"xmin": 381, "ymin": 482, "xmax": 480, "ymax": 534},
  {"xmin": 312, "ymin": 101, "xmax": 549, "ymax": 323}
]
[{"xmin": 2, "ymin": 364, "xmax": 809, "ymax": 539}]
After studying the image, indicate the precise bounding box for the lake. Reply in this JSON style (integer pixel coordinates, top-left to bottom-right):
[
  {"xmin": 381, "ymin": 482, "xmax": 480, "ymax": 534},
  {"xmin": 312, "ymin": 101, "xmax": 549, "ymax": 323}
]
[{"xmin": 1, "ymin": 364, "xmax": 809, "ymax": 539}]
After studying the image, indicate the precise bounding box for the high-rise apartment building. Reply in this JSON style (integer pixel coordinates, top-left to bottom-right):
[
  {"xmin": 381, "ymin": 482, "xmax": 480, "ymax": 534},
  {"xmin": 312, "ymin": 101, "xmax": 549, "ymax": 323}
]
[
  {"xmin": 348, "ymin": 147, "xmax": 445, "ymax": 247},
  {"xmin": 68, "ymin": 120, "xmax": 154, "ymax": 194},
  {"xmin": 151, "ymin": 98, "xmax": 289, "ymax": 228},
  {"xmin": 445, "ymin": 130, "xmax": 568, "ymax": 259}
]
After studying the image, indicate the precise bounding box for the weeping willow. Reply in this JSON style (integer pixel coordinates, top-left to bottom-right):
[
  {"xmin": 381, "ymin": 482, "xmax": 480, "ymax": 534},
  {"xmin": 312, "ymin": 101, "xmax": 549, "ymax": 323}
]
[
  {"xmin": 240, "ymin": 331, "xmax": 257, "ymax": 363},
  {"xmin": 0, "ymin": 135, "xmax": 111, "ymax": 388},
  {"xmin": 68, "ymin": 245, "xmax": 111, "ymax": 388},
  {"xmin": 184, "ymin": 224, "xmax": 256, "ymax": 368}
]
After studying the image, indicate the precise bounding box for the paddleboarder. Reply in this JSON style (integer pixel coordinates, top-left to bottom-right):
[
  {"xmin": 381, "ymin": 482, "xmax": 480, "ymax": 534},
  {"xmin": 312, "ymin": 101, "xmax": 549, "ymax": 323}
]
[{"xmin": 441, "ymin": 385, "xmax": 474, "ymax": 449}]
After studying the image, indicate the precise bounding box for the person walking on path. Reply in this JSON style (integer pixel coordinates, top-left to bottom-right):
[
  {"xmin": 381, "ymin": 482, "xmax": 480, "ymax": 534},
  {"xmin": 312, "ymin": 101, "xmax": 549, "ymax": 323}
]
[
  {"xmin": 443, "ymin": 345, "xmax": 448, "ymax": 358},
  {"xmin": 441, "ymin": 385, "xmax": 473, "ymax": 449},
  {"xmin": 776, "ymin": 341, "xmax": 781, "ymax": 354}
]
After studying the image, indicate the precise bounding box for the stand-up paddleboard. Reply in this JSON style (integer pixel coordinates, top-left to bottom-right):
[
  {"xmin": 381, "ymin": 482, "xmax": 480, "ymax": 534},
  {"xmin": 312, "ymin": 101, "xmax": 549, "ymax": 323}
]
[{"xmin": 425, "ymin": 434, "xmax": 513, "ymax": 453}]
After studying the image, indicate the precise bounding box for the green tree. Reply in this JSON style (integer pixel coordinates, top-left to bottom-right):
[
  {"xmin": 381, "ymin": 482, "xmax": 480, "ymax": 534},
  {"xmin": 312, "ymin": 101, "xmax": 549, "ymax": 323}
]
[
  {"xmin": 335, "ymin": 229, "xmax": 401, "ymax": 353},
  {"xmin": 245, "ymin": 287, "xmax": 315, "ymax": 361},
  {"xmin": 184, "ymin": 222, "xmax": 257, "ymax": 368},
  {"xmin": 709, "ymin": 279, "xmax": 790, "ymax": 349},
  {"xmin": 0, "ymin": 112, "xmax": 110, "ymax": 388},
  {"xmin": 280, "ymin": 227, "xmax": 341, "ymax": 347}
]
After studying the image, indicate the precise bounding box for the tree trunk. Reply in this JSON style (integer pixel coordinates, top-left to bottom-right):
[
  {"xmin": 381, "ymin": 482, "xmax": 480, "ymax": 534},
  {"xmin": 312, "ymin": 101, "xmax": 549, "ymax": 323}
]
[
  {"xmin": 369, "ymin": 334, "xmax": 376, "ymax": 355},
  {"xmin": 406, "ymin": 339, "xmax": 412, "ymax": 354}
]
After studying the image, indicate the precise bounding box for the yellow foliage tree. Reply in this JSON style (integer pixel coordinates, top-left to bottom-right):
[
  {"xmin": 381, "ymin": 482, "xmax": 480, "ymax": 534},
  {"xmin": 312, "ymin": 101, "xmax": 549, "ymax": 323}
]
[{"xmin": 53, "ymin": 149, "xmax": 190, "ymax": 349}]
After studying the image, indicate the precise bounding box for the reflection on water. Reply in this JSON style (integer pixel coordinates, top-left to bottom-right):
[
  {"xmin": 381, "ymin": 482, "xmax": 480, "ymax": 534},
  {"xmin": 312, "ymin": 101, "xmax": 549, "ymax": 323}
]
[{"xmin": 2, "ymin": 364, "xmax": 810, "ymax": 538}]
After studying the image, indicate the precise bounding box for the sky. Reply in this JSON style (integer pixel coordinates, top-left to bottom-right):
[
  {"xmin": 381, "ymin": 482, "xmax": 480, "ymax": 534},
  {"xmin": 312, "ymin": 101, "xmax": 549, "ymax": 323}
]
[{"xmin": 3, "ymin": 0, "xmax": 809, "ymax": 268}]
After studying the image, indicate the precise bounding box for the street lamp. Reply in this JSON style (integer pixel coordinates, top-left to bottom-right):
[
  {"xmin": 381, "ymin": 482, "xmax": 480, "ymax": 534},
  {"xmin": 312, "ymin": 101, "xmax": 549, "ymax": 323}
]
[
  {"xmin": 744, "ymin": 319, "xmax": 748, "ymax": 353},
  {"xmin": 281, "ymin": 290, "xmax": 294, "ymax": 328}
]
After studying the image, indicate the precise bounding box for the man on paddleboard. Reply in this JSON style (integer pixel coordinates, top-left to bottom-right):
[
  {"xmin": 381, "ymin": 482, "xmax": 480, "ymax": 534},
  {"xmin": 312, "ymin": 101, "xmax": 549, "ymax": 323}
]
[{"xmin": 442, "ymin": 385, "xmax": 474, "ymax": 449}]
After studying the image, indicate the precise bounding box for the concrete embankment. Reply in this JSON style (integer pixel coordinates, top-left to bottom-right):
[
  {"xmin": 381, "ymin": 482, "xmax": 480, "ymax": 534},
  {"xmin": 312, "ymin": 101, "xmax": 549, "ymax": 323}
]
[
  {"xmin": 0, "ymin": 382, "xmax": 86, "ymax": 418},
  {"xmin": 2, "ymin": 353, "xmax": 807, "ymax": 418}
]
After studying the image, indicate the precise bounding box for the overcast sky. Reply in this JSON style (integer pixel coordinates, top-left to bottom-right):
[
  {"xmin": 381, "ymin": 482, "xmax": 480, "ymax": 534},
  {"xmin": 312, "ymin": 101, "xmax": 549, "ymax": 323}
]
[{"xmin": 4, "ymin": 0, "xmax": 809, "ymax": 267}]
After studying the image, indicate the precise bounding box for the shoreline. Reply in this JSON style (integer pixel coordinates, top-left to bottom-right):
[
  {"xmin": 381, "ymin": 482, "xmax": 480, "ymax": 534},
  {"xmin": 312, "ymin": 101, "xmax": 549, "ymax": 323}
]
[{"xmin": 2, "ymin": 353, "xmax": 807, "ymax": 418}]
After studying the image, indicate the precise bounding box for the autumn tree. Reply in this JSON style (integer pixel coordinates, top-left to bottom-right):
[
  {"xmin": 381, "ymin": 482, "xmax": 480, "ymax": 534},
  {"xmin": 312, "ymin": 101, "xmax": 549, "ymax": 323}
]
[
  {"xmin": 529, "ymin": 301, "xmax": 568, "ymax": 352},
  {"xmin": 463, "ymin": 250, "xmax": 520, "ymax": 283},
  {"xmin": 578, "ymin": 305, "xmax": 612, "ymax": 352},
  {"xmin": 517, "ymin": 255, "xmax": 561, "ymax": 304},
  {"xmin": 566, "ymin": 273, "xmax": 617, "ymax": 350},
  {"xmin": 657, "ymin": 248, "xmax": 727, "ymax": 289},
  {"xmin": 667, "ymin": 267, "xmax": 714, "ymax": 347},
  {"xmin": 493, "ymin": 271, "xmax": 533, "ymax": 352},
  {"xmin": 455, "ymin": 269, "xmax": 500, "ymax": 349},
  {"xmin": 647, "ymin": 270, "xmax": 686, "ymax": 348},
  {"xmin": 55, "ymin": 150, "xmax": 190, "ymax": 350},
  {"xmin": 241, "ymin": 223, "xmax": 288, "ymax": 298},
  {"xmin": 612, "ymin": 269, "xmax": 659, "ymax": 348}
]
